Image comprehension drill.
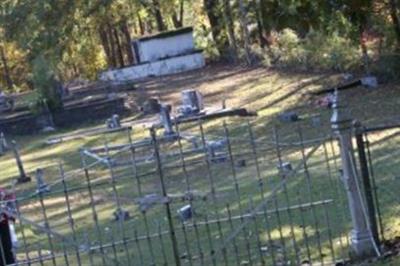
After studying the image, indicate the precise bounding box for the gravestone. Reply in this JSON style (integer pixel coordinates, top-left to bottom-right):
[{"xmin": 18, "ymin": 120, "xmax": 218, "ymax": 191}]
[
  {"xmin": 106, "ymin": 114, "xmax": 121, "ymax": 129},
  {"xmin": 136, "ymin": 194, "xmax": 168, "ymax": 213},
  {"xmin": 0, "ymin": 91, "xmax": 14, "ymax": 113},
  {"xmin": 278, "ymin": 111, "xmax": 299, "ymax": 123},
  {"xmin": 141, "ymin": 98, "xmax": 161, "ymax": 114},
  {"xmin": 36, "ymin": 100, "xmax": 55, "ymax": 132},
  {"xmin": 311, "ymin": 115, "xmax": 321, "ymax": 127},
  {"xmin": 179, "ymin": 89, "xmax": 204, "ymax": 116},
  {"xmin": 0, "ymin": 132, "xmax": 8, "ymax": 156},
  {"xmin": 113, "ymin": 209, "xmax": 130, "ymax": 221},
  {"xmin": 361, "ymin": 76, "xmax": 378, "ymax": 88},
  {"xmin": 160, "ymin": 104, "xmax": 175, "ymax": 136},
  {"xmin": 207, "ymin": 139, "xmax": 227, "ymax": 163},
  {"xmin": 236, "ymin": 159, "xmax": 247, "ymax": 168},
  {"xmin": 177, "ymin": 205, "xmax": 192, "ymax": 221},
  {"xmin": 35, "ymin": 168, "xmax": 50, "ymax": 193},
  {"xmin": 277, "ymin": 162, "xmax": 292, "ymax": 176}
]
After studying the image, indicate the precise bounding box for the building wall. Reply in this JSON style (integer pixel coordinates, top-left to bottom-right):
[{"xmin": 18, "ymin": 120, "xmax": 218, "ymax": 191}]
[
  {"xmin": 137, "ymin": 32, "xmax": 195, "ymax": 62},
  {"xmin": 100, "ymin": 52, "xmax": 205, "ymax": 82}
]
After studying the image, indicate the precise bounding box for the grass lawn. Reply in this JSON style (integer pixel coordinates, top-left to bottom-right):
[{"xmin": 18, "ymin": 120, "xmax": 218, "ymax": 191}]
[{"xmin": 0, "ymin": 65, "xmax": 399, "ymax": 265}]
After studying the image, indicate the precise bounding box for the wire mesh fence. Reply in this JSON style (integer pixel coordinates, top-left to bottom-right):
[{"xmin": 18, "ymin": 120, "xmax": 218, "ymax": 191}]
[{"xmin": 0, "ymin": 121, "xmax": 353, "ymax": 265}]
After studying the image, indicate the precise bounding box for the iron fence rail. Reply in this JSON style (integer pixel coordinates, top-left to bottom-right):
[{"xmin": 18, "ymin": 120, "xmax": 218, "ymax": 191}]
[{"xmin": 0, "ymin": 122, "xmax": 352, "ymax": 266}]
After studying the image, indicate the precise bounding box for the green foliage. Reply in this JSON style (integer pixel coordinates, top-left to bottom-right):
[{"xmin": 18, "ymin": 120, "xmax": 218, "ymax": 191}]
[
  {"xmin": 31, "ymin": 55, "xmax": 63, "ymax": 113},
  {"xmin": 270, "ymin": 29, "xmax": 306, "ymax": 67},
  {"xmin": 265, "ymin": 28, "xmax": 360, "ymax": 72},
  {"xmin": 1, "ymin": 0, "xmax": 400, "ymax": 88},
  {"xmin": 303, "ymin": 31, "xmax": 360, "ymax": 71},
  {"xmin": 372, "ymin": 54, "xmax": 400, "ymax": 82}
]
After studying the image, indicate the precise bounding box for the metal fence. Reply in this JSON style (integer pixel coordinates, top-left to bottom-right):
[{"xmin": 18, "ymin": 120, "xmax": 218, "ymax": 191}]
[
  {"xmin": 358, "ymin": 123, "xmax": 400, "ymax": 244},
  {"xmin": 0, "ymin": 120, "xmax": 356, "ymax": 266}
]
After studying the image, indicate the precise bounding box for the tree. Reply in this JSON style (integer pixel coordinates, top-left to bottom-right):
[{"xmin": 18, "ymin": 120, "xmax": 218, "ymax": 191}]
[
  {"xmin": 389, "ymin": 0, "xmax": 400, "ymax": 49},
  {"xmin": 222, "ymin": 0, "xmax": 238, "ymax": 60},
  {"xmin": 238, "ymin": 0, "xmax": 253, "ymax": 65},
  {"xmin": 140, "ymin": 0, "xmax": 167, "ymax": 31},
  {"xmin": 171, "ymin": 0, "xmax": 185, "ymax": 28},
  {"xmin": 203, "ymin": 0, "xmax": 229, "ymax": 57},
  {"xmin": 0, "ymin": 44, "xmax": 13, "ymax": 91},
  {"xmin": 32, "ymin": 54, "xmax": 63, "ymax": 112}
]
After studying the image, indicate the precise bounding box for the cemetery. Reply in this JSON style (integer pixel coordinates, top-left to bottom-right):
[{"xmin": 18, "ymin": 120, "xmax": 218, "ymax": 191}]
[
  {"xmin": 1, "ymin": 1, "xmax": 400, "ymax": 264},
  {"xmin": 0, "ymin": 64, "xmax": 398, "ymax": 265}
]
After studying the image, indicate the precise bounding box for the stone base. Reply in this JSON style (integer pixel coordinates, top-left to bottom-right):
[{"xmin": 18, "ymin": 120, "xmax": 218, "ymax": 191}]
[
  {"xmin": 350, "ymin": 230, "xmax": 377, "ymax": 259},
  {"xmin": 16, "ymin": 176, "xmax": 31, "ymax": 184}
]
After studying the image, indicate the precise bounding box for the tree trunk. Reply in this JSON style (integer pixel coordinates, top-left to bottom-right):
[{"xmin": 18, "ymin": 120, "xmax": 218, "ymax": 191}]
[
  {"xmin": 172, "ymin": 13, "xmax": 180, "ymax": 29},
  {"xmin": 120, "ymin": 20, "xmax": 135, "ymax": 65},
  {"xmin": 203, "ymin": 0, "xmax": 228, "ymax": 56},
  {"xmin": 113, "ymin": 27, "xmax": 125, "ymax": 68},
  {"xmin": 137, "ymin": 12, "xmax": 145, "ymax": 35},
  {"xmin": 389, "ymin": 0, "xmax": 400, "ymax": 49},
  {"xmin": 179, "ymin": 0, "xmax": 184, "ymax": 26},
  {"xmin": 0, "ymin": 45, "xmax": 13, "ymax": 91},
  {"xmin": 107, "ymin": 23, "xmax": 118, "ymax": 68},
  {"xmin": 99, "ymin": 28, "xmax": 112, "ymax": 67},
  {"xmin": 259, "ymin": 0, "xmax": 272, "ymax": 46},
  {"xmin": 222, "ymin": 0, "xmax": 238, "ymax": 60},
  {"xmin": 152, "ymin": 0, "xmax": 166, "ymax": 31},
  {"xmin": 172, "ymin": 0, "xmax": 185, "ymax": 28},
  {"xmin": 359, "ymin": 24, "xmax": 370, "ymax": 74},
  {"xmin": 145, "ymin": 20, "xmax": 154, "ymax": 34},
  {"xmin": 254, "ymin": 0, "xmax": 267, "ymax": 48},
  {"xmin": 238, "ymin": 0, "xmax": 253, "ymax": 65}
]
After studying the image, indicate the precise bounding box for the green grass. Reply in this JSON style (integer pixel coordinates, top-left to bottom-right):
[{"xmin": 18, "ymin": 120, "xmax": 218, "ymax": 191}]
[{"xmin": 1, "ymin": 66, "xmax": 400, "ymax": 265}]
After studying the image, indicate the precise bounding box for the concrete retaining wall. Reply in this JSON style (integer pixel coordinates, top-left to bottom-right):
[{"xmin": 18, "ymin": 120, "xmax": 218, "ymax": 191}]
[
  {"xmin": 99, "ymin": 52, "xmax": 205, "ymax": 82},
  {"xmin": 0, "ymin": 98, "xmax": 126, "ymax": 135}
]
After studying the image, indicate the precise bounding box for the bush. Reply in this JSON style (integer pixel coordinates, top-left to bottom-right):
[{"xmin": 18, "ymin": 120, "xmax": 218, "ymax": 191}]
[
  {"xmin": 31, "ymin": 55, "xmax": 63, "ymax": 112},
  {"xmin": 303, "ymin": 31, "xmax": 360, "ymax": 71},
  {"xmin": 265, "ymin": 28, "xmax": 361, "ymax": 72},
  {"xmin": 371, "ymin": 53, "xmax": 400, "ymax": 82},
  {"xmin": 273, "ymin": 29, "xmax": 306, "ymax": 67},
  {"xmin": 29, "ymin": 96, "xmax": 50, "ymax": 116}
]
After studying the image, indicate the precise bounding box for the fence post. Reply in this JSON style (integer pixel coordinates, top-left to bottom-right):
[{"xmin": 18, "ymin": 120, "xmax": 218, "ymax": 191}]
[
  {"xmin": 354, "ymin": 122, "xmax": 380, "ymax": 246},
  {"xmin": 11, "ymin": 141, "xmax": 31, "ymax": 184},
  {"xmin": 330, "ymin": 90, "xmax": 376, "ymax": 258},
  {"xmin": 150, "ymin": 127, "xmax": 181, "ymax": 266}
]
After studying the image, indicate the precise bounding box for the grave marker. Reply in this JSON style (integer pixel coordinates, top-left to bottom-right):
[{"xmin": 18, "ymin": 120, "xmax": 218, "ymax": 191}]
[
  {"xmin": 160, "ymin": 105, "xmax": 175, "ymax": 136},
  {"xmin": 35, "ymin": 169, "xmax": 50, "ymax": 194},
  {"xmin": 177, "ymin": 205, "xmax": 192, "ymax": 221},
  {"xmin": 11, "ymin": 141, "xmax": 31, "ymax": 184},
  {"xmin": 106, "ymin": 114, "xmax": 122, "ymax": 129},
  {"xmin": 278, "ymin": 111, "xmax": 299, "ymax": 123},
  {"xmin": 113, "ymin": 209, "xmax": 130, "ymax": 221},
  {"xmin": 0, "ymin": 132, "xmax": 8, "ymax": 155}
]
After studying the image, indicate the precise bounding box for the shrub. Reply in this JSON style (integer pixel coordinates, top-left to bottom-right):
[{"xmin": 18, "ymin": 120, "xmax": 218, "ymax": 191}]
[
  {"xmin": 264, "ymin": 28, "xmax": 361, "ymax": 72},
  {"xmin": 371, "ymin": 53, "xmax": 400, "ymax": 82},
  {"xmin": 303, "ymin": 31, "xmax": 360, "ymax": 71},
  {"xmin": 270, "ymin": 29, "xmax": 306, "ymax": 67},
  {"xmin": 31, "ymin": 55, "xmax": 63, "ymax": 112}
]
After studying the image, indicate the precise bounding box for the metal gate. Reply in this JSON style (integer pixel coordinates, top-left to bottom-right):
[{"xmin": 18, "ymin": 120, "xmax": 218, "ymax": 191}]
[
  {"xmin": 1, "ymin": 121, "xmax": 354, "ymax": 265},
  {"xmin": 356, "ymin": 123, "xmax": 400, "ymax": 245}
]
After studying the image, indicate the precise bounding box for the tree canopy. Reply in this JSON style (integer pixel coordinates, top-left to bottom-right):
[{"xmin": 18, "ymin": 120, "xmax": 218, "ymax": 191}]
[{"xmin": 0, "ymin": 0, "xmax": 399, "ymax": 92}]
